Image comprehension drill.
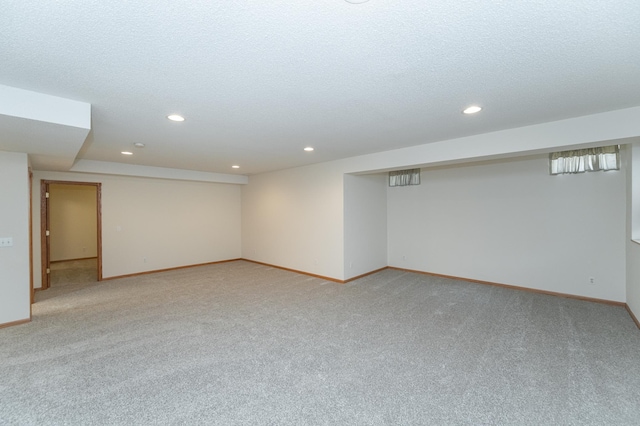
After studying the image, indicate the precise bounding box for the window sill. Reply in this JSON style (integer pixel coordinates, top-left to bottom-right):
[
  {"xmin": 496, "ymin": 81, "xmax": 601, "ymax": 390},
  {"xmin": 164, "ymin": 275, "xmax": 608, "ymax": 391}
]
[{"xmin": 632, "ymin": 238, "xmax": 640, "ymax": 246}]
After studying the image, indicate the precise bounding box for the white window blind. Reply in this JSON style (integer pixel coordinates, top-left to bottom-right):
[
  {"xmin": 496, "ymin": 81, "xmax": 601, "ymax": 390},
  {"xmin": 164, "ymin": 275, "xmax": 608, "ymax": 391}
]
[
  {"xmin": 389, "ymin": 169, "xmax": 420, "ymax": 187},
  {"xmin": 549, "ymin": 145, "xmax": 619, "ymax": 175}
]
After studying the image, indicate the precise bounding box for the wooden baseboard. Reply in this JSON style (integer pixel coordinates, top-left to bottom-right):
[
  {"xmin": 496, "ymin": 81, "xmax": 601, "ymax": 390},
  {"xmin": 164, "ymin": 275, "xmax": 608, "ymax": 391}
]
[
  {"xmin": 389, "ymin": 267, "xmax": 626, "ymax": 307},
  {"xmin": 344, "ymin": 267, "xmax": 389, "ymax": 283},
  {"xmin": 241, "ymin": 260, "xmax": 388, "ymax": 284},
  {"xmin": 102, "ymin": 258, "xmax": 242, "ymax": 281},
  {"xmin": 0, "ymin": 318, "xmax": 31, "ymax": 329},
  {"xmin": 50, "ymin": 256, "xmax": 98, "ymax": 264},
  {"xmin": 626, "ymin": 304, "xmax": 640, "ymax": 330},
  {"xmin": 241, "ymin": 259, "xmax": 344, "ymax": 283}
]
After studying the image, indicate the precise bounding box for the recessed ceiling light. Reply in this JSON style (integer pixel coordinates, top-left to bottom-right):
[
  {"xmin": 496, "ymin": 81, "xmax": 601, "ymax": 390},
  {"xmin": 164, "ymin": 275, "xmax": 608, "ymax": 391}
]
[
  {"xmin": 121, "ymin": 151, "xmax": 133, "ymax": 155},
  {"xmin": 304, "ymin": 147, "xmax": 314, "ymax": 152},
  {"xmin": 345, "ymin": 0, "xmax": 370, "ymax": 3},
  {"xmin": 232, "ymin": 165, "xmax": 240, "ymax": 169},
  {"xmin": 133, "ymin": 142, "xmax": 145, "ymax": 148},
  {"xmin": 167, "ymin": 114, "xmax": 185, "ymax": 122},
  {"xmin": 463, "ymin": 105, "xmax": 482, "ymax": 114}
]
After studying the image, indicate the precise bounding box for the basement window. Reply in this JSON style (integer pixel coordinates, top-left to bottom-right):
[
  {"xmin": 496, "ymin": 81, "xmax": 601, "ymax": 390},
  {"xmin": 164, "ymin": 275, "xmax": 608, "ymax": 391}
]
[
  {"xmin": 389, "ymin": 169, "xmax": 421, "ymax": 187},
  {"xmin": 549, "ymin": 145, "xmax": 620, "ymax": 175}
]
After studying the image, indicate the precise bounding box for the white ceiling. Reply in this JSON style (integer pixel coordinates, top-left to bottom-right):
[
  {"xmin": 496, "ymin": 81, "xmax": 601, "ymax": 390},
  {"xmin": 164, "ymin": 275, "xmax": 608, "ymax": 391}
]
[{"xmin": 1, "ymin": 1, "xmax": 640, "ymax": 175}]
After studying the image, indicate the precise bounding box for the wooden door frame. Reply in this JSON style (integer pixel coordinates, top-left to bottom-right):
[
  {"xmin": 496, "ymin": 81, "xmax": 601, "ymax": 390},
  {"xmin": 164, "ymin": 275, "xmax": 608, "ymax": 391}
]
[
  {"xmin": 40, "ymin": 180, "xmax": 103, "ymax": 290},
  {"xmin": 29, "ymin": 170, "xmax": 34, "ymax": 305}
]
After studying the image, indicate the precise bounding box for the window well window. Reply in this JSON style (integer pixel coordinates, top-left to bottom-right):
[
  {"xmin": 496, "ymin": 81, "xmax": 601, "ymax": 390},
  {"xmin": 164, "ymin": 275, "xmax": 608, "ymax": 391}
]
[
  {"xmin": 549, "ymin": 145, "xmax": 620, "ymax": 175},
  {"xmin": 389, "ymin": 169, "xmax": 420, "ymax": 187}
]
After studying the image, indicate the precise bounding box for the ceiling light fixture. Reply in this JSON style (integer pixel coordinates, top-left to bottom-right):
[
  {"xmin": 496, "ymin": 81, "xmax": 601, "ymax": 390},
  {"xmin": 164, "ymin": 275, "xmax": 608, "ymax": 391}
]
[
  {"xmin": 463, "ymin": 105, "xmax": 482, "ymax": 114},
  {"xmin": 121, "ymin": 151, "xmax": 133, "ymax": 155},
  {"xmin": 304, "ymin": 147, "xmax": 314, "ymax": 152},
  {"xmin": 167, "ymin": 114, "xmax": 185, "ymax": 122},
  {"xmin": 134, "ymin": 142, "xmax": 145, "ymax": 148},
  {"xmin": 345, "ymin": 0, "xmax": 370, "ymax": 3},
  {"xmin": 232, "ymin": 165, "xmax": 240, "ymax": 169}
]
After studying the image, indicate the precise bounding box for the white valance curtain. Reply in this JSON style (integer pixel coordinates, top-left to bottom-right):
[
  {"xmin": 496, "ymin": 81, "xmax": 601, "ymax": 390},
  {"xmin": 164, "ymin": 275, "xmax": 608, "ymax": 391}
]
[
  {"xmin": 549, "ymin": 145, "xmax": 620, "ymax": 175},
  {"xmin": 389, "ymin": 169, "xmax": 421, "ymax": 187}
]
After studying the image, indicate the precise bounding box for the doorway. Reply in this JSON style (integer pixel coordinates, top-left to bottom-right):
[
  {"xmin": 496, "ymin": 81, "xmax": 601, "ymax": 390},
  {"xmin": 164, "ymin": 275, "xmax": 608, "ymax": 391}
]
[{"xmin": 40, "ymin": 181, "xmax": 102, "ymax": 290}]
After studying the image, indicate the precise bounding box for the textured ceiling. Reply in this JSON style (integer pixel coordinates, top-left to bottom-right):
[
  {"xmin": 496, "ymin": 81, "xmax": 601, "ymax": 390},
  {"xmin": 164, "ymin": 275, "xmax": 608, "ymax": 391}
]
[{"xmin": 1, "ymin": 1, "xmax": 640, "ymax": 175}]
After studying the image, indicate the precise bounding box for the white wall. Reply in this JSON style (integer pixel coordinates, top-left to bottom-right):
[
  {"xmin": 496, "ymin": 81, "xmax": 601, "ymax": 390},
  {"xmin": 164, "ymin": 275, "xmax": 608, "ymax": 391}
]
[
  {"xmin": 627, "ymin": 142, "xmax": 640, "ymax": 318},
  {"xmin": 388, "ymin": 154, "xmax": 627, "ymax": 302},
  {"xmin": 33, "ymin": 171, "xmax": 242, "ymax": 287},
  {"xmin": 0, "ymin": 107, "xmax": 634, "ymax": 328},
  {"xmin": 242, "ymin": 161, "xmax": 345, "ymax": 280},
  {"xmin": 0, "ymin": 151, "xmax": 30, "ymax": 325},
  {"xmin": 0, "ymin": 84, "xmax": 90, "ymax": 129},
  {"xmin": 242, "ymin": 108, "xmax": 639, "ymax": 287},
  {"xmin": 344, "ymin": 107, "xmax": 640, "ymax": 174},
  {"xmin": 343, "ymin": 173, "xmax": 387, "ymax": 280},
  {"xmin": 49, "ymin": 184, "xmax": 98, "ymax": 261}
]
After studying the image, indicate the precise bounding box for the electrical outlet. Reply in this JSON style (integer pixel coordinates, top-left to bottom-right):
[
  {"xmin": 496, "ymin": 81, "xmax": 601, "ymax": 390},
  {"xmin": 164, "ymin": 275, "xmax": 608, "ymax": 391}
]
[{"xmin": 0, "ymin": 237, "xmax": 13, "ymax": 247}]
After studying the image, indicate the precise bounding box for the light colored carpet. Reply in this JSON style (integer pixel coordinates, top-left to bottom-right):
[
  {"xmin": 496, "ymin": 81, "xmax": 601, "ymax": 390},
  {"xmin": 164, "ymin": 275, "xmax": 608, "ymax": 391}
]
[
  {"xmin": 34, "ymin": 258, "xmax": 99, "ymax": 304},
  {"xmin": 1, "ymin": 260, "xmax": 639, "ymax": 425},
  {"xmin": 50, "ymin": 258, "xmax": 98, "ymax": 286}
]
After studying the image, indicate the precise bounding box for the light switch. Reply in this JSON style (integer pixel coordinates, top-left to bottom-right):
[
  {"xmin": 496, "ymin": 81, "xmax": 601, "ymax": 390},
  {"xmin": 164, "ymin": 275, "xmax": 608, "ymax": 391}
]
[{"xmin": 0, "ymin": 237, "xmax": 13, "ymax": 247}]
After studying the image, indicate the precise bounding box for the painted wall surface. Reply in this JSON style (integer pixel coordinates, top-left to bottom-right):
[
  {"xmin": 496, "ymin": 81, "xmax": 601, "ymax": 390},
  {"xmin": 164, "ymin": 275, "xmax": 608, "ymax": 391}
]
[
  {"xmin": 0, "ymin": 151, "xmax": 30, "ymax": 325},
  {"xmin": 0, "ymin": 84, "xmax": 90, "ymax": 129},
  {"xmin": 49, "ymin": 184, "xmax": 98, "ymax": 261},
  {"xmin": 242, "ymin": 108, "xmax": 640, "ymax": 286},
  {"xmin": 387, "ymin": 154, "xmax": 626, "ymax": 302},
  {"xmin": 242, "ymin": 161, "xmax": 345, "ymax": 280},
  {"xmin": 32, "ymin": 171, "xmax": 242, "ymax": 288},
  {"xmin": 627, "ymin": 143, "xmax": 640, "ymax": 319},
  {"xmin": 19, "ymin": 107, "xmax": 640, "ymax": 303},
  {"xmin": 343, "ymin": 173, "xmax": 387, "ymax": 280},
  {"xmin": 344, "ymin": 107, "xmax": 640, "ymax": 174}
]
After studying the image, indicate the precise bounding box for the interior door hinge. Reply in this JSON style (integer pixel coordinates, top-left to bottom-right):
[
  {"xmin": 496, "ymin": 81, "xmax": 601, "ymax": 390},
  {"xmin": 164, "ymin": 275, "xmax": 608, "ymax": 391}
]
[
  {"xmin": 45, "ymin": 192, "xmax": 49, "ymax": 198},
  {"xmin": 46, "ymin": 230, "xmax": 50, "ymax": 236},
  {"xmin": 46, "ymin": 268, "xmax": 50, "ymax": 274}
]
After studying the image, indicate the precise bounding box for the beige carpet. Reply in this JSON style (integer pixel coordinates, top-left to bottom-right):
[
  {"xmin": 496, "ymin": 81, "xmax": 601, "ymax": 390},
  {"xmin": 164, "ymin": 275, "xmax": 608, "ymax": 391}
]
[
  {"xmin": 50, "ymin": 258, "xmax": 98, "ymax": 285},
  {"xmin": 2, "ymin": 260, "xmax": 639, "ymax": 425}
]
